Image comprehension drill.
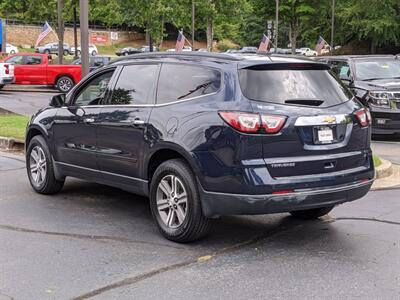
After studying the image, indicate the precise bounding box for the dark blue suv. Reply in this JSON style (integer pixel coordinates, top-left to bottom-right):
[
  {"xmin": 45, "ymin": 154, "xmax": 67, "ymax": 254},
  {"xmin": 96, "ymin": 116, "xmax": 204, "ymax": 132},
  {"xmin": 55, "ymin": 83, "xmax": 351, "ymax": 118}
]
[{"xmin": 25, "ymin": 52, "xmax": 375, "ymax": 242}]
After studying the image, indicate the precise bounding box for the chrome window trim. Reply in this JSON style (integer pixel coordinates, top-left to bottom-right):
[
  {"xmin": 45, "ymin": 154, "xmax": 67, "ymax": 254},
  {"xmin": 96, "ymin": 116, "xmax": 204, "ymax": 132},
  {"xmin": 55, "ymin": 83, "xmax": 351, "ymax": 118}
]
[
  {"xmin": 75, "ymin": 91, "xmax": 220, "ymax": 109},
  {"xmin": 55, "ymin": 161, "xmax": 148, "ymax": 183}
]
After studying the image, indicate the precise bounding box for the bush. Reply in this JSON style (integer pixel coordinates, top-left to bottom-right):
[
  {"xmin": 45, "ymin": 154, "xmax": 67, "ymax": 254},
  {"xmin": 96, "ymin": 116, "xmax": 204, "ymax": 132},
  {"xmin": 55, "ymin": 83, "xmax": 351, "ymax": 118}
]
[{"xmin": 217, "ymin": 39, "xmax": 240, "ymax": 52}]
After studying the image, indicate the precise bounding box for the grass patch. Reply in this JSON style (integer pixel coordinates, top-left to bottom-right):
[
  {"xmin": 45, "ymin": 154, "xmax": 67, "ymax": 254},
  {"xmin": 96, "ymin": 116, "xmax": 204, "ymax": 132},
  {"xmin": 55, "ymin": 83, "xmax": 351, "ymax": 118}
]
[
  {"xmin": 0, "ymin": 114, "xmax": 30, "ymax": 140},
  {"xmin": 373, "ymin": 155, "xmax": 382, "ymax": 168}
]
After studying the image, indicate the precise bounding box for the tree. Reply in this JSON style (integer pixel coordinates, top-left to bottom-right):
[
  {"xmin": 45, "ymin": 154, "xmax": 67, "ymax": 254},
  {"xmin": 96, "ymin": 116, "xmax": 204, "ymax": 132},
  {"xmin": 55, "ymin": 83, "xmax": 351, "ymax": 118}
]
[{"xmin": 336, "ymin": 0, "xmax": 400, "ymax": 53}]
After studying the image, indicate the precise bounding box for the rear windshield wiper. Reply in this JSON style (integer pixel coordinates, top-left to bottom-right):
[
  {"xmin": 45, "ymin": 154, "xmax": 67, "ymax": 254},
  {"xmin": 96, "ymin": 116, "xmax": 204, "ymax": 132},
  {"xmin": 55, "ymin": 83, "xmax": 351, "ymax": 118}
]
[{"xmin": 284, "ymin": 99, "xmax": 325, "ymax": 106}]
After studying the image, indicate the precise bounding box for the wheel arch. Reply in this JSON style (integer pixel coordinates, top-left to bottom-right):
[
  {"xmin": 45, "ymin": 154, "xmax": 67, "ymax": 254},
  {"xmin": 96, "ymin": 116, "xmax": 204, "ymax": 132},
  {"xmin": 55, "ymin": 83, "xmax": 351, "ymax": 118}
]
[
  {"xmin": 146, "ymin": 145, "xmax": 200, "ymax": 184},
  {"xmin": 25, "ymin": 125, "xmax": 49, "ymax": 151}
]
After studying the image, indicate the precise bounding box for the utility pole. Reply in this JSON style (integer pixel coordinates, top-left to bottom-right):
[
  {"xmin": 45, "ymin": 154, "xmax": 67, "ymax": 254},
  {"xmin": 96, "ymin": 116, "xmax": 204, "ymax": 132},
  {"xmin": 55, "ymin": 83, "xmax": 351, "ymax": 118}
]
[
  {"xmin": 274, "ymin": 0, "xmax": 279, "ymax": 53},
  {"xmin": 80, "ymin": 0, "xmax": 89, "ymax": 77},
  {"xmin": 73, "ymin": 5, "xmax": 78, "ymax": 59},
  {"xmin": 331, "ymin": 0, "xmax": 335, "ymax": 51},
  {"xmin": 57, "ymin": 0, "xmax": 65, "ymax": 64},
  {"xmin": 192, "ymin": 0, "xmax": 195, "ymax": 50}
]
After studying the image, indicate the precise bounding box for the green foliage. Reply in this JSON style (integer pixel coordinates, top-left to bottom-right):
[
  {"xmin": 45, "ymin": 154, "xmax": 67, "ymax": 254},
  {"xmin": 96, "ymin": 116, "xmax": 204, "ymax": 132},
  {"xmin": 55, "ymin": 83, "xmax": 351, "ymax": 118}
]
[
  {"xmin": 217, "ymin": 39, "xmax": 240, "ymax": 51},
  {"xmin": 0, "ymin": 0, "xmax": 399, "ymax": 52}
]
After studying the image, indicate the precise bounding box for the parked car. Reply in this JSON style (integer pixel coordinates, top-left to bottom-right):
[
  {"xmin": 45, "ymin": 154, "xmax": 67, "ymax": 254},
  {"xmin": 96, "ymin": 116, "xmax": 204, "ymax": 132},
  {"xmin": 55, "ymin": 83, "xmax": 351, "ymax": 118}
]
[
  {"xmin": 298, "ymin": 47, "xmax": 317, "ymax": 56},
  {"xmin": 35, "ymin": 43, "xmax": 71, "ymax": 56},
  {"xmin": 72, "ymin": 56, "xmax": 112, "ymax": 72},
  {"xmin": 6, "ymin": 43, "xmax": 19, "ymax": 54},
  {"xmin": 3, "ymin": 53, "xmax": 81, "ymax": 92},
  {"xmin": 116, "ymin": 46, "xmax": 159, "ymax": 56},
  {"xmin": 70, "ymin": 44, "xmax": 98, "ymax": 57},
  {"xmin": 25, "ymin": 52, "xmax": 374, "ymax": 242},
  {"xmin": 240, "ymin": 46, "xmax": 258, "ymax": 53},
  {"xmin": 166, "ymin": 46, "xmax": 192, "ymax": 52},
  {"xmin": 0, "ymin": 62, "xmax": 15, "ymax": 90},
  {"xmin": 116, "ymin": 47, "xmax": 142, "ymax": 56},
  {"xmin": 318, "ymin": 55, "xmax": 400, "ymax": 135}
]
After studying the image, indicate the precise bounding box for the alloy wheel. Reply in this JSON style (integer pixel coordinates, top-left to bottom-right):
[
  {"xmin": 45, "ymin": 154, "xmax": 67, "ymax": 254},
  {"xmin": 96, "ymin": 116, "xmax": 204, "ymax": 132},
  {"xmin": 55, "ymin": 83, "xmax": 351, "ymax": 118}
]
[
  {"xmin": 156, "ymin": 175, "xmax": 188, "ymax": 228},
  {"xmin": 29, "ymin": 146, "xmax": 47, "ymax": 186},
  {"xmin": 58, "ymin": 78, "xmax": 72, "ymax": 92}
]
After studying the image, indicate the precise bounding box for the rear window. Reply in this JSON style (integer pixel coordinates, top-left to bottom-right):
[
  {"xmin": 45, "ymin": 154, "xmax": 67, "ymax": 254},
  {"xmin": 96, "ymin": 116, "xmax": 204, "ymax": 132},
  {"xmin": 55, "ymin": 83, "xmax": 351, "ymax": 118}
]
[{"xmin": 238, "ymin": 68, "xmax": 353, "ymax": 107}]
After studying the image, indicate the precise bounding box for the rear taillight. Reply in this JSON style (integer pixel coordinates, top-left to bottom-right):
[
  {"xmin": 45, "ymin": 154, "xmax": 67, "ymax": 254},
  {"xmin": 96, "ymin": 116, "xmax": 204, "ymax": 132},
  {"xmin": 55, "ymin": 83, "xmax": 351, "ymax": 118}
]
[
  {"xmin": 219, "ymin": 111, "xmax": 286, "ymax": 134},
  {"xmin": 355, "ymin": 108, "xmax": 371, "ymax": 127},
  {"xmin": 261, "ymin": 115, "xmax": 287, "ymax": 134},
  {"xmin": 219, "ymin": 112, "xmax": 260, "ymax": 133},
  {"xmin": 4, "ymin": 64, "xmax": 9, "ymax": 75}
]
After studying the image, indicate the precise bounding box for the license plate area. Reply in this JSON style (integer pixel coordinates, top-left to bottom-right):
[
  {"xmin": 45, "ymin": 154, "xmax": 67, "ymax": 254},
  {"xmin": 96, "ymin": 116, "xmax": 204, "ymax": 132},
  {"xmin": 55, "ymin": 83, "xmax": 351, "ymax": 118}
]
[{"xmin": 313, "ymin": 126, "xmax": 337, "ymax": 144}]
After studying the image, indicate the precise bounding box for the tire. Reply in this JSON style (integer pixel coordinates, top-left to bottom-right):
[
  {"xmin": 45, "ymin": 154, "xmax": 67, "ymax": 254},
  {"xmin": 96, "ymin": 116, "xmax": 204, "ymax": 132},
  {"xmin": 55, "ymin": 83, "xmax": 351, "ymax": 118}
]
[
  {"xmin": 10, "ymin": 50, "xmax": 15, "ymax": 54},
  {"xmin": 77, "ymin": 50, "xmax": 81, "ymax": 57},
  {"xmin": 0, "ymin": 84, "xmax": 4, "ymax": 90},
  {"xmin": 56, "ymin": 76, "xmax": 74, "ymax": 93},
  {"xmin": 44, "ymin": 49, "xmax": 51, "ymax": 54},
  {"xmin": 124, "ymin": 52, "xmax": 129, "ymax": 56},
  {"xmin": 26, "ymin": 135, "xmax": 64, "ymax": 194},
  {"xmin": 63, "ymin": 50, "xmax": 69, "ymax": 56},
  {"xmin": 290, "ymin": 206, "xmax": 334, "ymax": 220},
  {"xmin": 149, "ymin": 159, "xmax": 212, "ymax": 243},
  {"xmin": 91, "ymin": 51, "xmax": 97, "ymax": 56}
]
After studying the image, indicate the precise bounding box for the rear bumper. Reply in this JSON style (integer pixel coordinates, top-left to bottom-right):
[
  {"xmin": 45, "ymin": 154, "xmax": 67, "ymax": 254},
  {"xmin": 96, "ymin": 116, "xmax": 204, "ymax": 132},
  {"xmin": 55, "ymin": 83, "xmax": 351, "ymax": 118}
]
[
  {"xmin": 370, "ymin": 108, "xmax": 400, "ymax": 135},
  {"xmin": 0, "ymin": 77, "xmax": 15, "ymax": 85},
  {"xmin": 200, "ymin": 179, "xmax": 373, "ymax": 217}
]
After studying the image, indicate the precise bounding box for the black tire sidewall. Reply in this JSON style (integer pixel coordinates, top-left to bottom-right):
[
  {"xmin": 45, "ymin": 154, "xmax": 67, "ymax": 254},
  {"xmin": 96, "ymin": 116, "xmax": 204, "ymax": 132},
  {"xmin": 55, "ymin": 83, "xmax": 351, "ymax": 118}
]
[
  {"xmin": 26, "ymin": 136, "xmax": 53, "ymax": 193},
  {"xmin": 149, "ymin": 160, "xmax": 201, "ymax": 240}
]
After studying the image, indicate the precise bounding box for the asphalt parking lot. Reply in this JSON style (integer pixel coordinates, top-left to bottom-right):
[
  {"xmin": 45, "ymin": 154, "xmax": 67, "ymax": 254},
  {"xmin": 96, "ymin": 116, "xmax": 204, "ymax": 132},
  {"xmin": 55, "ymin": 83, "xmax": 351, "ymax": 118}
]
[{"xmin": 1, "ymin": 90, "xmax": 400, "ymax": 299}]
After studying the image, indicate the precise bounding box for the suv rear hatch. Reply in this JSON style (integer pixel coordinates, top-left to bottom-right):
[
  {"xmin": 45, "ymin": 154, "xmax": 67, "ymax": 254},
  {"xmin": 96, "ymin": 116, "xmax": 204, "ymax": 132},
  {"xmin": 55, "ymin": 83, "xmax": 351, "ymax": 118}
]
[{"xmin": 238, "ymin": 61, "xmax": 372, "ymax": 180}]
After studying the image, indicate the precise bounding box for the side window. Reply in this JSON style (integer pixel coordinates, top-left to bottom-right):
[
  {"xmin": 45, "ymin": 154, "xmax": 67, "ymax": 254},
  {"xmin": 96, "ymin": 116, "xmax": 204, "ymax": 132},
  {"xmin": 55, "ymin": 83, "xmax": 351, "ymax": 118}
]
[
  {"xmin": 25, "ymin": 56, "xmax": 42, "ymax": 65},
  {"xmin": 157, "ymin": 64, "xmax": 221, "ymax": 104},
  {"xmin": 5, "ymin": 56, "xmax": 24, "ymax": 65},
  {"xmin": 330, "ymin": 60, "xmax": 351, "ymax": 77},
  {"xmin": 74, "ymin": 70, "xmax": 115, "ymax": 106},
  {"xmin": 109, "ymin": 64, "xmax": 158, "ymax": 105}
]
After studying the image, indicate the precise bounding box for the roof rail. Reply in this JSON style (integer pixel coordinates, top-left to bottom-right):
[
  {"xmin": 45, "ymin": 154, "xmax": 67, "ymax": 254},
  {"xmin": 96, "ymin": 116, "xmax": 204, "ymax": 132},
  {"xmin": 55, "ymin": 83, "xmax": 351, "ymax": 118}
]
[{"xmin": 110, "ymin": 51, "xmax": 243, "ymax": 64}]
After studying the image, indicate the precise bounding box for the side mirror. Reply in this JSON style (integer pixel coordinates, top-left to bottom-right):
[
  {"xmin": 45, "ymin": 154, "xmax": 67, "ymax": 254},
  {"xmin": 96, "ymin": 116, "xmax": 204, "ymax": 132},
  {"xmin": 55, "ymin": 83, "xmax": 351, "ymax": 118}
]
[{"xmin": 49, "ymin": 94, "xmax": 66, "ymax": 107}]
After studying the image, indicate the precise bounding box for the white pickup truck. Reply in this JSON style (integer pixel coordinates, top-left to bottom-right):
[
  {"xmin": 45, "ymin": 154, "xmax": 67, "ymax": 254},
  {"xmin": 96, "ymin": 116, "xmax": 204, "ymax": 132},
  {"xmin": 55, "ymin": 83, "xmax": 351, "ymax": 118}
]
[{"xmin": 0, "ymin": 63, "xmax": 15, "ymax": 90}]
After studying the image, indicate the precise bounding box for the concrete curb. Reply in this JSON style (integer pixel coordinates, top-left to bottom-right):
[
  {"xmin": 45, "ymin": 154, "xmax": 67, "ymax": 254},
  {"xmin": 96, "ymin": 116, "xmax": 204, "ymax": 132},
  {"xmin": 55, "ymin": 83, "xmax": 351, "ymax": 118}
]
[
  {"xmin": 2, "ymin": 85, "xmax": 56, "ymax": 93},
  {"xmin": 0, "ymin": 137, "xmax": 24, "ymax": 151},
  {"xmin": 375, "ymin": 159, "xmax": 393, "ymax": 179}
]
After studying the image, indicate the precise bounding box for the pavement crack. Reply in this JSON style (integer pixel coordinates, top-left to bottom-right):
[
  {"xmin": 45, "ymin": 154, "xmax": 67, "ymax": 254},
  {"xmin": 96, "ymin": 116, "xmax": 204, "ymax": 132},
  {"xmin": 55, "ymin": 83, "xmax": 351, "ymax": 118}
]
[
  {"xmin": 328, "ymin": 217, "xmax": 400, "ymax": 226},
  {"xmin": 0, "ymin": 224, "xmax": 184, "ymax": 250},
  {"xmin": 71, "ymin": 222, "xmax": 303, "ymax": 300}
]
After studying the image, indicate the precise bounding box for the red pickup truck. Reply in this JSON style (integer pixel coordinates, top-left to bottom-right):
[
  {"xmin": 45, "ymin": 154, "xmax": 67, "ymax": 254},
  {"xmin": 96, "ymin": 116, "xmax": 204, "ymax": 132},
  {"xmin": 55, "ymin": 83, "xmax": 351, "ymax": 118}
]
[{"xmin": 3, "ymin": 53, "xmax": 82, "ymax": 92}]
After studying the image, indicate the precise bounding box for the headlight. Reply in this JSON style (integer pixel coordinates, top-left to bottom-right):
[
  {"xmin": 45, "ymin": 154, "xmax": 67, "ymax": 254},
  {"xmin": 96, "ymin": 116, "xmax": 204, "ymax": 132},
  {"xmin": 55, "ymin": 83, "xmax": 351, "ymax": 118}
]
[{"xmin": 368, "ymin": 91, "xmax": 391, "ymax": 108}]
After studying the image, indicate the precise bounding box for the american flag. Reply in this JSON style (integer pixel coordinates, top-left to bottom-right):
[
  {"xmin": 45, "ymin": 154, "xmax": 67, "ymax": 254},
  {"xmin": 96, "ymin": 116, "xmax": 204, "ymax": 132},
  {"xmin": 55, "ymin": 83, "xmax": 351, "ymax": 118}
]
[
  {"xmin": 35, "ymin": 22, "xmax": 54, "ymax": 48},
  {"xmin": 258, "ymin": 34, "xmax": 270, "ymax": 52},
  {"xmin": 315, "ymin": 36, "xmax": 327, "ymax": 55},
  {"xmin": 175, "ymin": 31, "xmax": 186, "ymax": 52}
]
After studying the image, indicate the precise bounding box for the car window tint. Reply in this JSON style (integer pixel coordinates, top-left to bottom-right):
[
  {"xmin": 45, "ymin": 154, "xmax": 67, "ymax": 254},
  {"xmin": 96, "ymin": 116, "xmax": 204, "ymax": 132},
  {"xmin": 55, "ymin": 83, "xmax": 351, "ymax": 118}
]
[
  {"xmin": 109, "ymin": 64, "xmax": 158, "ymax": 105},
  {"xmin": 157, "ymin": 64, "xmax": 221, "ymax": 104},
  {"xmin": 239, "ymin": 68, "xmax": 353, "ymax": 107},
  {"xmin": 5, "ymin": 56, "xmax": 24, "ymax": 65},
  {"xmin": 75, "ymin": 70, "xmax": 115, "ymax": 106},
  {"xmin": 26, "ymin": 56, "xmax": 42, "ymax": 65},
  {"xmin": 329, "ymin": 60, "xmax": 350, "ymax": 77}
]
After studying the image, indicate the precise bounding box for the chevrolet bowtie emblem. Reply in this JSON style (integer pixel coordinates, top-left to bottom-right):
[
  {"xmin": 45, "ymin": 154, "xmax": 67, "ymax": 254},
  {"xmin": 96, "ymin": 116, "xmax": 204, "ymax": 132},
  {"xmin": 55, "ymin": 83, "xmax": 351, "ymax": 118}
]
[{"xmin": 323, "ymin": 116, "xmax": 336, "ymax": 124}]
